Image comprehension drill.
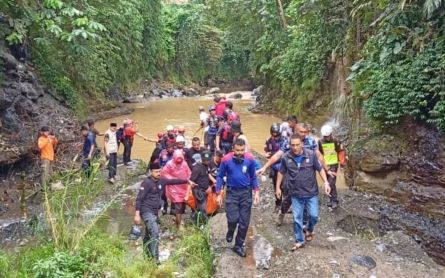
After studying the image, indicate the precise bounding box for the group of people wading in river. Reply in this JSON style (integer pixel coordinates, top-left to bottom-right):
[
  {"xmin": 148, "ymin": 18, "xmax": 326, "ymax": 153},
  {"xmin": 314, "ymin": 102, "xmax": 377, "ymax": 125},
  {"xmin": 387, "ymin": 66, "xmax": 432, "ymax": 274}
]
[{"xmin": 36, "ymin": 95, "xmax": 345, "ymax": 264}]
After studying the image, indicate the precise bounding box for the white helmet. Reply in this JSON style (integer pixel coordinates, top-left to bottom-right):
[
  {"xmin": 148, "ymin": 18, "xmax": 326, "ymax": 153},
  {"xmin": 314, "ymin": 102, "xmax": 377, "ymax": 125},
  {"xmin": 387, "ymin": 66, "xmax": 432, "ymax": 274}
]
[
  {"xmin": 176, "ymin": 135, "xmax": 186, "ymax": 143},
  {"xmin": 166, "ymin": 125, "xmax": 174, "ymax": 131},
  {"xmin": 321, "ymin": 124, "xmax": 333, "ymax": 137}
]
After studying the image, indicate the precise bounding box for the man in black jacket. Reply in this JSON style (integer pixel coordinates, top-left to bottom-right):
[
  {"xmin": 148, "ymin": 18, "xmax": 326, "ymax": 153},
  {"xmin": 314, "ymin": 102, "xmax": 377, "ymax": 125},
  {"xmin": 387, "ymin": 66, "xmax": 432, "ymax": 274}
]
[
  {"xmin": 133, "ymin": 162, "xmax": 189, "ymax": 263},
  {"xmin": 190, "ymin": 151, "xmax": 212, "ymax": 225}
]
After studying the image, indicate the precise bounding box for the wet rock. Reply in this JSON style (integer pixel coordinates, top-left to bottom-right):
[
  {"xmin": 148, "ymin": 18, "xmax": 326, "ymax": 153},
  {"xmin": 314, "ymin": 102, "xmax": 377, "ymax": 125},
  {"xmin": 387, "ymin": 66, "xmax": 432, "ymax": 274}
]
[
  {"xmin": 19, "ymin": 82, "xmax": 41, "ymax": 101},
  {"xmin": 206, "ymin": 87, "xmax": 220, "ymax": 95},
  {"xmin": 182, "ymin": 87, "xmax": 197, "ymax": 96},
  {"xmin": 0, "ymin": 47, "xmax": 77, "ymax": 167},
  {"xmin": 159, "ymin": 249, "xmax": 171, "ymax": 262},
  {"xmin": 353, "ymin": 171, "xmax": 399, "ymax": 195},
  {"xmin": 0, "ymin": 220, "xmax": 32, "ymax": 243},
  {"xmin": 122, "ymin": 96, "xmax": 142, "ymax": 103},
  {"xmin": 229, "ymin": 93, "xmax": 243, "ymax": 99},
  {"xmin": 327, "ymin": 236, "xmax": 349, "ymax": 242},
  {"xmin": 50, "ymin": 181, "xmax": 64, "ymax": 191},
  {"xmin": 351, "ymin": 255, "xmax": 377, "ymax": 269},
  {"xmin": 171, "ymin": 89, "xmax": 182, "ymax": 98},
  {"xmin": 90, "ymin": 106, "xmax": 134, "ymax": 121},
  {"xmin": 347, "ymin": 122, "xmax": 445, "ymax": 265},
  {"xmin": 252, "ymin": 85, "xmax": 264, "ymax": 96},
  {"xmin": 0, "ymin": 203, "xmax": 8, "ymax": 215},
  {"xmin": 151, "ymin": 89, "xmax": 161, "ymax": 97},
  {"xmin": 253, "ymin": 234, "xmax": 273, "ymax": 270},
  {"xmin": 375, "ymin": 243, "xmax": 386, "ymax": 253},
  {"xmin": 354, "ymin": 135, "xmax": 401, "ymax": 173}
]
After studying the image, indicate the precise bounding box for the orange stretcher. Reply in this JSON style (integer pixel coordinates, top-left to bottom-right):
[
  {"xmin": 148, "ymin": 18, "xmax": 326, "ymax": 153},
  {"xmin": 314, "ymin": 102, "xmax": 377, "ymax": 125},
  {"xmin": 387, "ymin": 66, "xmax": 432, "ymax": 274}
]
[{"xmin": 186, "ymin": 187, "xmax": 225, "ymax": 215}]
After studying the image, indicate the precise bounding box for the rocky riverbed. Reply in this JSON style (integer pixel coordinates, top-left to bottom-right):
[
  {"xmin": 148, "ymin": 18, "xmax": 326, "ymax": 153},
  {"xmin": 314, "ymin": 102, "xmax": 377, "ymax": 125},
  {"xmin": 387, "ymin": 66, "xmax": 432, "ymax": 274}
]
[{"xmin": 210, "ymin": 152, "xmax": 445, "ymax": 277}]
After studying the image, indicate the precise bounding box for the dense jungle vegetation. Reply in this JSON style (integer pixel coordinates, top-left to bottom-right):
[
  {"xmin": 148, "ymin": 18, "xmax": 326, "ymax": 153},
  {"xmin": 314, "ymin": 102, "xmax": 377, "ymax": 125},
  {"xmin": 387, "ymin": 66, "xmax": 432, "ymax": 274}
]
[
  {"xmin": 2, "ymin": 0, "xmax": 445, "ymax": 130},
  {"xmin": 1, "ymin": 1, "xmax": 445, "ymax": 276}
]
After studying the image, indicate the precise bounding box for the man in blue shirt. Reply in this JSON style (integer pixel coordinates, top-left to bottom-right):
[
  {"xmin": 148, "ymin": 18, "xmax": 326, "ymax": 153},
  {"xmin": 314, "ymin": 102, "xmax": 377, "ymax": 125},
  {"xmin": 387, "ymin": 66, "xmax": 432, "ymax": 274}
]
[
  {"xmin": 216, "ymin": 139, "xmax": 260, "ymax": 257},
  {"xmin": 81, "ymin": 125, "xmax": 95, "ymax": 177}
]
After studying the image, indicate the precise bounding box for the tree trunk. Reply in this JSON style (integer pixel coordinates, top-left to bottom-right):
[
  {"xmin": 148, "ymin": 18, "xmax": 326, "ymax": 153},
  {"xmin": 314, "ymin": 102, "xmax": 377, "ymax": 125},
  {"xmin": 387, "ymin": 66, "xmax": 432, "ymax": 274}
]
[{"xmin": 276, "ymin": 0, "xmax": 287, "ymax": 28}]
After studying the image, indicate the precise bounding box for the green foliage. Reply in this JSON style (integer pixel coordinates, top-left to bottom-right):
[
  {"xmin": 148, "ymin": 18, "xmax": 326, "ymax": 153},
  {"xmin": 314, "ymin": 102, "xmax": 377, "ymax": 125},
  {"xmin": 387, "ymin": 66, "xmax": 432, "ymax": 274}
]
[
  {"xmin": 2, "ymin": 230, "xmax": 157, "ymax": 277},
  {"xmin": 206, "ymin": 0, "xmax": 350, "ymax": 114},
  {"xmin": 2, "ymin": 0, "xmax": 168, "ymax": 116},
  {"xmin": 172, "ymin": 227, "xmax": 214, "ymax": 278},
  {"xmin": 1, "ymin": 244, "xmax": 56, "ymax": 277},
  {"xmin": 33, "ymin": 251, "xmax": 89, "ymax": 278},
  {"xmin": 349, "ymin": 1, "xmax": 445, "ymax": 130},
  {"xmin": 163, "ymin": 3, "xmax": 224, "ymax": 82}
]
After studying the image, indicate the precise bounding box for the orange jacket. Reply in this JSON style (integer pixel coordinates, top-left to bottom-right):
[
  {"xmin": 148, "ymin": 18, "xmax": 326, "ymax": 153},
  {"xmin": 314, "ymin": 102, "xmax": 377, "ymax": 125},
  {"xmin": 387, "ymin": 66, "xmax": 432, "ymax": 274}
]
[{"xmin": 38, "ymin": 135, "xmax": 58, "ymax": 161}]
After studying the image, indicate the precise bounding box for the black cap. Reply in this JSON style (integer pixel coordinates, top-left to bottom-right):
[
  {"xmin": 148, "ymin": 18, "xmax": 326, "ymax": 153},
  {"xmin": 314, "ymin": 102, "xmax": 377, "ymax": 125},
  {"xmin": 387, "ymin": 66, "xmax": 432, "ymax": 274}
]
[
  {"xmin": 40, "ymin": 126, "xmax": 50, "ymax": 132},
  {"xmin": 202, "ymin": 151, "xmax": 211, "ymax": 161},
  {"xmin": 110, "ymin": 123, "xmax": 117, "ymax": 127}
]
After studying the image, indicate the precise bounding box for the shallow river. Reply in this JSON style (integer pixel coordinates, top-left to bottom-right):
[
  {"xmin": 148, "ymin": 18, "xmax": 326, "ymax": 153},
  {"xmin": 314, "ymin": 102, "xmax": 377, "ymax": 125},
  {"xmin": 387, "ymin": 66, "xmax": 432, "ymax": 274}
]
[
  {"xmin": 94, "ymin": 93, "xmax": 345, "ymax": 235},
  {"xmin": 95, "ymin": 95, "xmax": 282, "ymax": 160}
]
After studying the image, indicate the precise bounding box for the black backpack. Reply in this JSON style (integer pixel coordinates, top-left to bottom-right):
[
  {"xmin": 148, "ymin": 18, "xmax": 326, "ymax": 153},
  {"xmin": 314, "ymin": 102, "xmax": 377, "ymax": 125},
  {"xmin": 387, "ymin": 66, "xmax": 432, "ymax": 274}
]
[{"xmin": 116, "ymin": 127, "xmax": 125, "ymax": 143}]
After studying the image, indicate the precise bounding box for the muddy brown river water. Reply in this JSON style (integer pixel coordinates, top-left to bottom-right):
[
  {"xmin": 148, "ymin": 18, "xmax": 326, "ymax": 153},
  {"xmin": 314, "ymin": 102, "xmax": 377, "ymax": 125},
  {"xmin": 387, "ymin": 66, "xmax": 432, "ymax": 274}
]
[
  {"xmin": 94, "ymin": 93, "xmax": 346, "ymax": 236},
  {"xmin": 96, "ymin": 95, "xmax": 282, "ymax": 160},
  {"xmin": 95, "ymin": 93, "xmax": 345, "ymax": 186}
]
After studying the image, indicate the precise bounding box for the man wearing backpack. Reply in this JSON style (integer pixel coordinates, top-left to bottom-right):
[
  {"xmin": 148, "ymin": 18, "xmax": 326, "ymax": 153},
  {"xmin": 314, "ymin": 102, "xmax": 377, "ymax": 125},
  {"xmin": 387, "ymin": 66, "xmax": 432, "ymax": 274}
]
[
  {"xmin": 123, "ymin": 120, "xmax": 149, "ymax": 166},
  {"xmin": 318, "ymin": 124, "xmax": 346, "ymax": 209},
  {"xmin": 216, "ymin": 118, "xmax": 234, "ymax": 154},
  {"xmin": 38, "ymin": 126, "xmax": 58, "ymax": 186},
  {"xmin": 206, "ymin": 106, "xmax": 219, "ymax": 153},
  {"xmin": 224, "ymin": 101, "xmax": 240, "ymax": 124}
]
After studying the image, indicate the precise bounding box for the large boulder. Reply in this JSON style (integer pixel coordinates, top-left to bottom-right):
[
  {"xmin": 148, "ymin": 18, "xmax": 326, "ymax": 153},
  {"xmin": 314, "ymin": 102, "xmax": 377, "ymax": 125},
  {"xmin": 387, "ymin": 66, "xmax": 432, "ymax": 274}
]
[
  {"xmin": 346, "ymin": 124, "xmax": 445, "ymax": 220},
  {"xmin": 206, "ymin": 87, "xmax": 220, "ymax": 95},
  {"xmin": 355, "ymin": 135, "xmax": 401, "ymax": 173}
]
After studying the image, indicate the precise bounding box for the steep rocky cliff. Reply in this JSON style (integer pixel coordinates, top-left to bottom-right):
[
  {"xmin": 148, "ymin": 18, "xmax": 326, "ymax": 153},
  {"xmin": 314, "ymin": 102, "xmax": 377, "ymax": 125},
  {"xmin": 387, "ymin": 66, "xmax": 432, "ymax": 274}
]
[
  {"xmin": 345, "ymin": 122, "xmax": 445, "ymax": 264},
  {"xmin": 346, "ymin": 123, "xmax": 445, "ymax": 220},
  {"xmin": 0, "ymin": 46, "xmax": 78, "ymax": 171}
]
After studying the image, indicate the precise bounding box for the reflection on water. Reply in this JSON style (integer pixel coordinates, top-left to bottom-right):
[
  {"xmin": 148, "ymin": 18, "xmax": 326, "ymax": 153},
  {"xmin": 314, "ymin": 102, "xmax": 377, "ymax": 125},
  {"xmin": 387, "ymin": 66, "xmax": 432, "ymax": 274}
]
[{"xmin": 95, "ymin": 97, "xmax": 281, "ymax": 161}]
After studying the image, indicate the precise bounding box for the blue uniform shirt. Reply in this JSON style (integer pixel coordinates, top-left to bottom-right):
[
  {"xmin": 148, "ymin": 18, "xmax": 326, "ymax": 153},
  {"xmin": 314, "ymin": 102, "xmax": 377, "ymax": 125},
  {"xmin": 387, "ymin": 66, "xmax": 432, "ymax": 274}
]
[
  {"xmin": 216, "ymin": 152, "xmax": 259, "ymax": 193},
  {"xmin": 82, "ymin": 131, "xmax": 95, "ymax": 157}
]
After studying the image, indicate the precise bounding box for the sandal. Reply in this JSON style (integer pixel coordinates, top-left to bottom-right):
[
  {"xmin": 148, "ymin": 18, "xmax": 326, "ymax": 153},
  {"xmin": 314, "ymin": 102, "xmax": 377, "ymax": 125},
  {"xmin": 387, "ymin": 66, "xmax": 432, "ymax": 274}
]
[
  {"xmin": 305, "ymin": 232, "xmax": 315, "ymax": 242},
  {"xmin": 291, "ymin": 242, "xmax": 304, "ymax": 252}
]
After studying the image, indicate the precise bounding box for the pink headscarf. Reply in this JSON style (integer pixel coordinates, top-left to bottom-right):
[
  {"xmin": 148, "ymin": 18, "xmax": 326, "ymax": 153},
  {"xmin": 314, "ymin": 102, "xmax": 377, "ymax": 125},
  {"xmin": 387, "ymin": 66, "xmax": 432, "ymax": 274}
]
[{"xmin": 161, "ymin": 150, "xmax": 191, "ymax": 203}]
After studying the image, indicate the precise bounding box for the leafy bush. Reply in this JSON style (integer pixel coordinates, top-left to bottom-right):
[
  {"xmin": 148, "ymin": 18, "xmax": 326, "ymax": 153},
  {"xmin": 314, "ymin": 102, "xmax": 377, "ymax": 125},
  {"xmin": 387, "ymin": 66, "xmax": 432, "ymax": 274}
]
[
  {"xmin": 33, "ymin": 252, "xmax": 89, "ymax": 278},
  {"xmin": 349, "ymin": 2, "xmax": 445, "ymax": 130}
]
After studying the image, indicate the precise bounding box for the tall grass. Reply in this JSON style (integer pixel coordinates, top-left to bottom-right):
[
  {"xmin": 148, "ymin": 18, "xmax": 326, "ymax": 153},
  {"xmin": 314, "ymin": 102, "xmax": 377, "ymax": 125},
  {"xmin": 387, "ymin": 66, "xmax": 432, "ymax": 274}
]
[
  {"xmin": 42, "ymin": 161, "xmax": 105, "ymax": 249},
  {"xmin": 172, "ymin": 226, "xmax": 214, "ymax": 278},
  {"xmin": 1, "ymin": 160, "xmax": 214, "ymax": 277},
  {"xmin": 42, "ymin": 159, "xmax": 140, "ymax": 250}
]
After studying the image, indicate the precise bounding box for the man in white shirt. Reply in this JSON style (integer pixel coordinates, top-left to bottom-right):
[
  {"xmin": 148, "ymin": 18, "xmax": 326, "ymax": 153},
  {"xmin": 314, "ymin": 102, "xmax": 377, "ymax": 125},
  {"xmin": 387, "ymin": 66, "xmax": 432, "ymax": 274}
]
[
  {"xmin": 199, "ymin": 106, "xmax": 209, "ymax": 149},
  {"xmin": 104, "ymin": 123, "xmax": 118, "ymax": 183}
]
